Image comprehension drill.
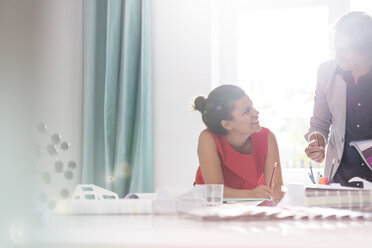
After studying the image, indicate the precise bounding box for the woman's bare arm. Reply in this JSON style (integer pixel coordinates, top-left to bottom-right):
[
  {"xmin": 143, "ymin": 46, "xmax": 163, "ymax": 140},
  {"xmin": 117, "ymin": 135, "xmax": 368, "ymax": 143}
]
[
  {"xmin": 263, "ymin": 131, "xmax": 284, "ymax": 200},
  {"xmin": 197, "ymin": 130, "xmax": 224, "ymax": 184}
]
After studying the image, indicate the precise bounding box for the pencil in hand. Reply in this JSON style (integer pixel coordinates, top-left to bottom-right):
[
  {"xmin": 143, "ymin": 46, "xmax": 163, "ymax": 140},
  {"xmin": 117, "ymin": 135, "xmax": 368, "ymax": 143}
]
[{"xmin": 269, "ymin": 162, "xmax": 277, "ymax": 188}]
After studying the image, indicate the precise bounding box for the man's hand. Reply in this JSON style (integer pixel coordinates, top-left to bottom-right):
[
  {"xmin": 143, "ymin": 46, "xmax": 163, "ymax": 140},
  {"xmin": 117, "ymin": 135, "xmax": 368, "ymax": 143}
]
[{"xmin": 305, "ymin": 133, "xmax": 325, "ymax": 163}]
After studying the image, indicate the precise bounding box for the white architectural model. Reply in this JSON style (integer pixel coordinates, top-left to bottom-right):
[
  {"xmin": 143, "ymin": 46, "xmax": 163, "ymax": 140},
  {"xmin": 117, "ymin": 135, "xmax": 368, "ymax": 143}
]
[{"xmin": 72, "ymin": 184, "xmax": 118, "ymax": 200}]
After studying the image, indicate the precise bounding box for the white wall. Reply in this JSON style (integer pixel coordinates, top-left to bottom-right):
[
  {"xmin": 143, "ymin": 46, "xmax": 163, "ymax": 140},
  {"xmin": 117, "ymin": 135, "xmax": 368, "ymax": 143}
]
[
  {"xmin": 35, "ymin": 0, "xmax": 83, "ymax": 162},
  {"xmin": 33, "ymin": 0, "xmax": 83, "ymax": 197},
  {"xmin": 31, "ymin": 0, "xmax": 214, "ymax": 191},
  {"xmin": 152, "ymin": 0, "xmax": 212, "ymax": 189},
  {"xmin": 0, "ymin": 0, "xmax": 83, "ymax": 199}
]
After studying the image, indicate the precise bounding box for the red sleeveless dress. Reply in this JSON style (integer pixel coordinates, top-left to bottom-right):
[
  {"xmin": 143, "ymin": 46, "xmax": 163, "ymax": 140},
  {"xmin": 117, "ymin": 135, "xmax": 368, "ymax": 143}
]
[{"xmin": 195, "ymin": 127, "xmax": 270, "ymax": 189}]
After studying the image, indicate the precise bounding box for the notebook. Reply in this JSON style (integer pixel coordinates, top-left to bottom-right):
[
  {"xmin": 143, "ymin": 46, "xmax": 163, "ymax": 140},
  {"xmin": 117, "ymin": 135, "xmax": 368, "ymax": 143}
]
[{"xmin": 223, "ymin": 198, "xmax": 267, "ymax": 205}]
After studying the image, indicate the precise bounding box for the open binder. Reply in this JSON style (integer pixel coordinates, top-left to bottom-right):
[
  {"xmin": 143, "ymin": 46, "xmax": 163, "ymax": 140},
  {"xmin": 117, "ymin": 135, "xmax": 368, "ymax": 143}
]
[{"xmin": 350, "ymin": 139, "xmax": 372, "ymax": 171}]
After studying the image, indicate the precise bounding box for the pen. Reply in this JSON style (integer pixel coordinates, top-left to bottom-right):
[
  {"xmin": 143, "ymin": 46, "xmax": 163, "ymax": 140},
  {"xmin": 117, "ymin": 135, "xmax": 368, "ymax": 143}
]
[
  {"xmin": 308, "ymin": 172, "xmax": 315, "ymax": 184},
  {"xmin": 269, "ymin": 162, "xmax": 277, "ymax": 188},
  {"xmin": 309, "ymin": 164, "xmax": 315, "ymax": 184},
  {"xmin": 329, "ymin": 158, "xmax": 335, "ymax": 184}
]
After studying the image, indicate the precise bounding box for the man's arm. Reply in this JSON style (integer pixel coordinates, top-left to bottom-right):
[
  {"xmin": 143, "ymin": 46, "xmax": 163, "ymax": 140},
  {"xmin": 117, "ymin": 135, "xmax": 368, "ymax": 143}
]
[
  {"xmin": 304, "ymin": 61, "xmax": 337, "ymax": 163},
  {"xmin": 305, "ymin": 61, "xmax": 334, "ymax": 143}
]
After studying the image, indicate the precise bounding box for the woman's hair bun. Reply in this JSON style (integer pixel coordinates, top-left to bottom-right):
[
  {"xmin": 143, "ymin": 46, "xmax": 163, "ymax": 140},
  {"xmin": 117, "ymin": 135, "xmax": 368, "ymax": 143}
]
[{"xmin": 193, "ymin": 96, "xmax": 206, "ymax": 113}]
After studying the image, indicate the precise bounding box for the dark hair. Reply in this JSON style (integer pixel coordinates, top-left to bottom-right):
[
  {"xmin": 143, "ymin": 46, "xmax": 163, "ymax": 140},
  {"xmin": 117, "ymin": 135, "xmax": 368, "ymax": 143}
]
[
  {"xmin": 334, "ymin": 11, "xmax": 372, "ymax": 61},
  {"xmin": 193, "ymin": 85, "xmax": 246, "ymax": 134}
]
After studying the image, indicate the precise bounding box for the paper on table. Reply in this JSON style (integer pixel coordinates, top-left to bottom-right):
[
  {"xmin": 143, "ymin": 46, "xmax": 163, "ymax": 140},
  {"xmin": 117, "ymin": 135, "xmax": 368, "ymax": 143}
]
[
  {"xmin": 224, "ymin": 198, "xmax": 268, "ymax": 201},
  {"xmin": 55, "ymin": 199, "xmax": 153, "ymax": 215},
  {"xmin": 124, "ymin": 193, "xmax": 156, "ymax": 199},
  {"xmin": 156, "ymin": 187, "xmax": 194, "ymax": 200},
  {"xmin": 126, "ymin": 187, "xmax": 193, "ymax": 201},
  {"xmin": 223, "ymin": 198, "xmax": 267, "ymax": 205}
]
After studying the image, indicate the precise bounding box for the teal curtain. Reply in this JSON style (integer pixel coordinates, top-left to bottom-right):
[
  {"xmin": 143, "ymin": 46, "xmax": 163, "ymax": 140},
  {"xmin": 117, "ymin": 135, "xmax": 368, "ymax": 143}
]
[{"xmin": 82, "ymin": 0, "xmax": 152, "ymax": 197}]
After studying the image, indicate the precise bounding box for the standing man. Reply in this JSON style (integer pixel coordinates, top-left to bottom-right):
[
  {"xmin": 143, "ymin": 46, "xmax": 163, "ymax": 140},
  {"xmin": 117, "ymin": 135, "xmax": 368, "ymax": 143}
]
[{"xmin": 305, "ymin": 12, "xmax": 372, "ymax": 185}]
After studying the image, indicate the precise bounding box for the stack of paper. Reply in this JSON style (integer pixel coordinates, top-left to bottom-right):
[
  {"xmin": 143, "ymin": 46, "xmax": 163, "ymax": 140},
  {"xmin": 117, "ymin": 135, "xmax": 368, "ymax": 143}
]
[
  {"xmin": 286, "ymin": 183, "xmax": 372, "ymax": 211},
  {"xmin": 181, "ymin": 203, "xmax": 372, "ymax": 221}
]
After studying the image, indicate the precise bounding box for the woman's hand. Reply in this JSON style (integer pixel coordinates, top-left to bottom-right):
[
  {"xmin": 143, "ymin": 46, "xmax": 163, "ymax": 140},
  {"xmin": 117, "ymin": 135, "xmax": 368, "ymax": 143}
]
[
  {"xmin": 248, "ymin": 185, "xmax": 273, "ymax": 198},
  {"xmin": 272, "ymin": 186, "xmax": 285, "ymax": 201}
]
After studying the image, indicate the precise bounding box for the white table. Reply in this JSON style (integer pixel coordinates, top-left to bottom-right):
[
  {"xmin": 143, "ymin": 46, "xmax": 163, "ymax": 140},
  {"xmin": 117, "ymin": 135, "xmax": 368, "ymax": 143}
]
[{"xmin": 31, "ymin": 213, "xmax": 372, "ymax": 248}]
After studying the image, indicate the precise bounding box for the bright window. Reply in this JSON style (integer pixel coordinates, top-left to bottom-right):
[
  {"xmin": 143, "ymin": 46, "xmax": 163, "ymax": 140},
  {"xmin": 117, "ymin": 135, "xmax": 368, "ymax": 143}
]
[{"xmin": 211, "ymin": 0, "xmax": 348, "ymax": 168}]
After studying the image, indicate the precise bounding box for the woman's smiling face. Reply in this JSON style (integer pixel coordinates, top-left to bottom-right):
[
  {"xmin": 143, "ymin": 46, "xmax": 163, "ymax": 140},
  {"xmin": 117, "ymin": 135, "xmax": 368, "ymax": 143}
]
[{"xmin": 223, "ymin": 95, "xmax": 261, "ymax": 135}]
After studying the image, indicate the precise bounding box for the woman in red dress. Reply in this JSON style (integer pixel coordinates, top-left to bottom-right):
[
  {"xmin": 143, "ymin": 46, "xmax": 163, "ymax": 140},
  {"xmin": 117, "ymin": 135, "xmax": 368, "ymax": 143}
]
[{"xmin": 194, "ymin": 85, "xmax": 283, "ymax": 200}]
